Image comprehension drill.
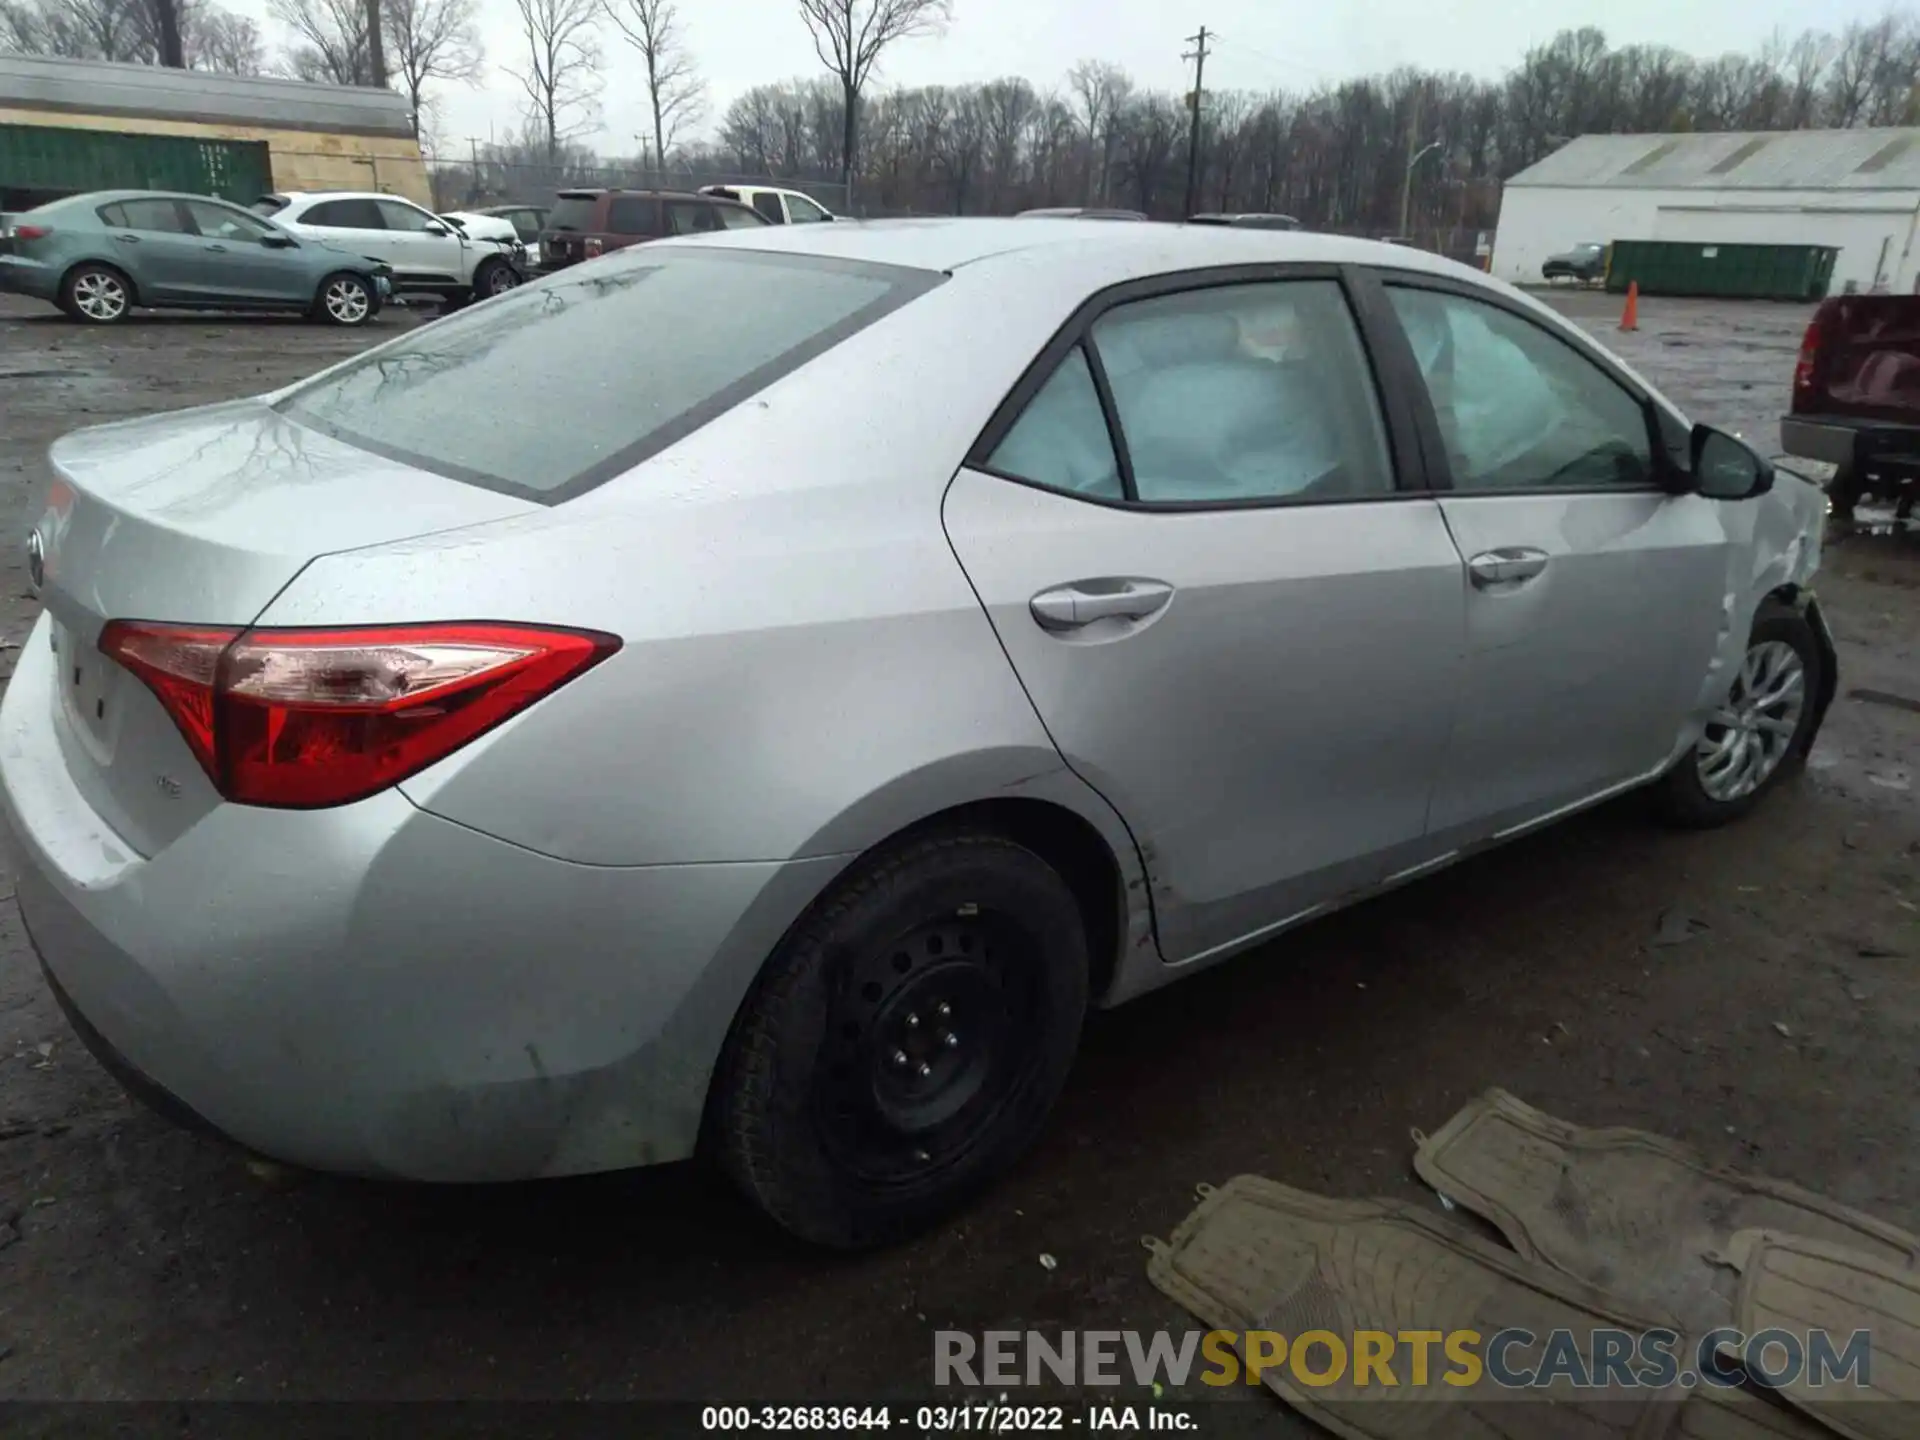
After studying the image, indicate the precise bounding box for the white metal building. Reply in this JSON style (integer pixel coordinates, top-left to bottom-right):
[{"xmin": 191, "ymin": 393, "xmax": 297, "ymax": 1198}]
[{"xmin": 1491, "ymin": 129, "xmax": 1920, "ymax": 294}]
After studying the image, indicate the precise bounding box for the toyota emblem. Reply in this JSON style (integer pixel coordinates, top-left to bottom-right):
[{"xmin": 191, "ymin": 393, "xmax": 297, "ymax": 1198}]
[{"xmin": 25, "ymin": 529, "xmax": 44, "ymax": 591}]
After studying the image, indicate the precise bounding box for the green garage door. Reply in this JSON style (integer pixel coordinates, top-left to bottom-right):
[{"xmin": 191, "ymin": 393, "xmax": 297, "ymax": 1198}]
[{"xmin": 0, "ymin": 123, "xmax": 272, "ymax": 208}]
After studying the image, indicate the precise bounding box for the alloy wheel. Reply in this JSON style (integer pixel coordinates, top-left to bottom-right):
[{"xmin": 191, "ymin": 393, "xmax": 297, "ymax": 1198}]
[
  {"xmin": 1695, "ymin": 638, "xmax": 1806, "ymax": 802},
  {"xmin": 485, "ymin": 263, "xmax": 520, "ymax": 296},
  {"xmin": 72, "ymin": 272, "xmax": 128, "ymax": 322},
  {"xmin": 324, "ymin": 278, "xmax": 370, "ymax": 324}
]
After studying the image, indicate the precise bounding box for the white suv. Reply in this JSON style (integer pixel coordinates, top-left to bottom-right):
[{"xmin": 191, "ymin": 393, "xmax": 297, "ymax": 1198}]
[
  {"xmin": 698, "ymin": 185, "xmax": 836, "ymax": 225},
  {"xmin": 252, "ymin": 192, "xmax": 526, "ymax": 304}
]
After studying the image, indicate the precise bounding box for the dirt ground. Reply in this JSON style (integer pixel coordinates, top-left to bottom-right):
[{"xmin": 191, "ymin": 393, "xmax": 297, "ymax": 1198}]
[{"xmin": 0, "ymin": 285, "xmax": 1917, "ymax": 1419}]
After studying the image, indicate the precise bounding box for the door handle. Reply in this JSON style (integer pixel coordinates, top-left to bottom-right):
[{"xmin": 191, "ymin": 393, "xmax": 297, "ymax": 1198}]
[
  {"xmin": 1467, "ymin": 548, "xmax": 1550, "ymax": 588},
  {"xmin": 1030, "ymin": 579, "xmax": 1174, "ymax": 631},
  {"xmin": 204, "ymin": 243, "xmax": 228, "ymax": 253},
  {"xmin": 113, "ymin": 234, "xmax": 140, "ymax": 244}
]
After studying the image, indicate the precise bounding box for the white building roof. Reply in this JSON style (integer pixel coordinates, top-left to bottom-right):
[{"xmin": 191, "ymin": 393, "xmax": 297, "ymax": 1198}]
[
  {"xmin": 1507, "ymin": 129, "xmax": 1920, "ymax": 192},
  {"xmin": 0, "ymin": 54, "xmax": 415, "ymax": 138}
]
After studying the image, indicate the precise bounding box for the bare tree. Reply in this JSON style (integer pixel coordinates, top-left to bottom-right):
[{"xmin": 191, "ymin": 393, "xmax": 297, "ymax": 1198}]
[
  {"xmin": 603, "ymin": 0, "xmax": 705, "ymax": 167},
  {"xmin": 188, "ymin": 4, "xmax": 260, "ymax": 71},
  {"xmin": 271, "ymin": 0, "xmax": 373, "ymax": 83},
  {"xmin": 1067, "ymin": 59, "xmax": 1131, "ymax": 203},
  {"xmin": 510, "ymin": 0, "xmax": 600, "ymax": 160},
  {"xmin": 383, "ymin": 0, "xmax": 481, "ymax": 135},
  {"xmin": 796, "ymin": 0, "xmax": 950, "ymax": 192}
]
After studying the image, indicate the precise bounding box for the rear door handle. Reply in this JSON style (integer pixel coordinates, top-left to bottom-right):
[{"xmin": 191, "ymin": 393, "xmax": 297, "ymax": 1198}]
[
  {"xmin": 1030, "ymin": 579, "xmax": 1174, "ymax": 631},
  {"xmin": 113, "ymin": 234, "xmax": 140, "ymax": 244},
  {"xmin": 1467, "ymin": 548, "xmax": 1550, "ymax": 588},
  {"xmin": 204, "ymin": 243, "xmax": 228, "ymax": 253}
]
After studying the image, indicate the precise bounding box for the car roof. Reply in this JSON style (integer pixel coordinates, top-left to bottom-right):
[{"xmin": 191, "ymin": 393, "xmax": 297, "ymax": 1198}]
[
  {"xmin": 554, "ymin": 188, "xmax": 718, "ymax": 200},
  {"xmin": 49, "ymin": 189, "xmax": 248, "ymax": 205},
  {"xmin": 273, "ymin": 191, "xmax": 423, "ymax": 204},
  {"xmin": 660, "ymin": 215, "xmax": 1485, "ymax": 288}
]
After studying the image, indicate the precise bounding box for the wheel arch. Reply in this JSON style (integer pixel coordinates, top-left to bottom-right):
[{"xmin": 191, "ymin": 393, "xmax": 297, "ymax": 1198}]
[{"xmin": 692, "ymin": 785, "xmax": 1151, "ymax": 1167}]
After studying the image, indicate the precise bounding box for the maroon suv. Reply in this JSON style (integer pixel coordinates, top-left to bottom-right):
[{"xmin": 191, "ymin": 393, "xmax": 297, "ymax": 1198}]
[{"xmin": 537, "ymin": 189, "xmax": 767, "ymax": 270}]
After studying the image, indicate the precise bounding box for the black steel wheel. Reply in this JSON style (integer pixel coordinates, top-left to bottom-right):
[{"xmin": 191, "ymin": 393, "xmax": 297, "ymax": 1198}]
[{"xmin": 711, "ymin": 830, "xmax": 1089, "ymax": 1248}]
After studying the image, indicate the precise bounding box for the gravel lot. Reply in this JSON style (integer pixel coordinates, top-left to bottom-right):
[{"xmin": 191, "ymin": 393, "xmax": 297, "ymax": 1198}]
[{"xmin": 0, "ymin": 285, "xmax": 1917, "ymax": 1415}]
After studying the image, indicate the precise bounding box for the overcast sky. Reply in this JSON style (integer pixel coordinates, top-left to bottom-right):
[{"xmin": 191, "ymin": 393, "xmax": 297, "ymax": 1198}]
[{"xmin": 227, "ymin": 0, "xmax": 1896, "ymax": 157}]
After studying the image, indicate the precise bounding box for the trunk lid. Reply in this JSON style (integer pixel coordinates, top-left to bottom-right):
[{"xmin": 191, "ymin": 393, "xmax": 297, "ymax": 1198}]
[{"xmin": 35, "ymin": 400, "xmax": 536, "ymax": 856}]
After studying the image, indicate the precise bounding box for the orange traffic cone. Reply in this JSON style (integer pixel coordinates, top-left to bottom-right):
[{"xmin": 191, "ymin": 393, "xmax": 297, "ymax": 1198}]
[{"xmin": 1619, "ymin": 281, "xmax": 1639, "ymax": 332}]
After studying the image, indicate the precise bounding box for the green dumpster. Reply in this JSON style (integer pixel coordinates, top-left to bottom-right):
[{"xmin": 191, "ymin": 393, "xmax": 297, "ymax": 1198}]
[
  {"xmin": 1603, "ymin": 240, "xmax": 1838, "ymax": 302},
  {"xmin": 0, "ymin": 122, "xmax": 272, "ymax": 207}
]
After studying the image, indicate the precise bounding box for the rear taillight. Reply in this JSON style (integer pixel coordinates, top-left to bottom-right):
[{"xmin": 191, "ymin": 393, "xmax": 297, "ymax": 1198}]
[
  {"xmin": 99, "ymin": 621, "xmax": 619, "ymax": 809},
  {"xmin": 10, "ymin": 224, "xmax": 51, "ymax": 241},
  {"xmin": 584, "ymin": 236, "xmax": 604, "ymax": 257},
  {"xmin": 1792, "ymin": 317, "xmax": 1821, "ymax": 405}
]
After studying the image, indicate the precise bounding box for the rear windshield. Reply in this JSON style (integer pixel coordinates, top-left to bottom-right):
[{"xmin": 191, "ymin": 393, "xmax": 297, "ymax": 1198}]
[
  {"xmin": 277, "ymin": 249, "xmax": 940, "ymax": 502},
  {"xmin": 545, "ymin": 195, "xmax": 599, "ymax": 232}
]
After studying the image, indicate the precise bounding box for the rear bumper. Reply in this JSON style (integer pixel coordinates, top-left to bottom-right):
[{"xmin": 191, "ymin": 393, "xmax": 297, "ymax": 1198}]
[
  {"xmin": 0, "ymin": 253, "xmax": 59, "ymax": 301},
  {"xmin": 1781, "ymin": 416, "xmax": 1860, "ymax": 467},
  {"xmin": 0, "ymin": 615, "xmax": 843, "ymax": 1180},
  {"xmin": 1782, "ymin": 413, "xmax": 1920, "ymax": 472}
]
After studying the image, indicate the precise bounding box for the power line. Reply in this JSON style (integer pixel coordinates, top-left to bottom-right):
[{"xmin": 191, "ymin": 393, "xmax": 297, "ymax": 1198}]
[{"xmin": 1182, "ymin": 25, "xmax": 1211, "ymax": 217}]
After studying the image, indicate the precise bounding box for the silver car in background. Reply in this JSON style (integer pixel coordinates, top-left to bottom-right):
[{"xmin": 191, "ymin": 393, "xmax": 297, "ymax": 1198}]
[{"xmin": 1, "ymin": 220, "xmax": 1832, "ymax": 1247}]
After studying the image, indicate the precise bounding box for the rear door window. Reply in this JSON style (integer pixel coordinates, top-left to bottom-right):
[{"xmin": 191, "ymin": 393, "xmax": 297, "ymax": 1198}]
[
  {"xmin": 116, "ymin": 198, "xmax": 190, "ymax": 233},
  {"xmin": 1091, "ymin": 280, "xmax": 1395, "ymax": 503},
  {"xmin": 605, "ymin": 196, "xmax": 658, "ymax": 234},
  {"xmin": 278, "ymin": 249, "xmax": 941, "ymax": 502},
  {"xmin": 304, "ymin": 198, "xmax": 385, "ymax": 229},
  {"xmin": 786, "ymin": 194, "xmax": 830, "ymax": 223},
  {"xmin": 751, "ymin": 192, "xmax": 784, "ymax": 224},
  {"xmin": 715, "ymin": 203, "xmax": 765, "ymax": 230}
]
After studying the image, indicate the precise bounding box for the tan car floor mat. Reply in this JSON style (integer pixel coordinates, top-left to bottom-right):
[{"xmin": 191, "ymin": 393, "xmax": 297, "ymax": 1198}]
[
  {"xmin": 1717, "ymin": 1229, "xmax": 1916, "ymax": 1440},
  {"xmin": 1145, "ymin": 1175, "xmax": 1824, "ymax": 1440},
  {"xmin": 1412, "ymin": 1089, "xmax": 1920, "ymax": 1335}
]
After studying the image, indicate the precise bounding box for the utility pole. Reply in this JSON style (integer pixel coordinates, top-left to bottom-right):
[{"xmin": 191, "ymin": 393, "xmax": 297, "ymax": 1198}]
[
  {"xmin": 1398, "ymin": 88, "xmax": 1421, "ymax": 239},
  {"xmin": 366, "ymin": 0, "xmax": 389, "ymax": 88},
  {"xmin": 467, "ymin": 136, "xmax": 482, "ymax": 205},
  {"xmin": 1182, "ymin": 26, "xmax": 1210, "ymax": 219}
]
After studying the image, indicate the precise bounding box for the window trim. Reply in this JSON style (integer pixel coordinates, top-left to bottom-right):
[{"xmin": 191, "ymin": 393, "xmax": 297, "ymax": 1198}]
[
  {"xmin": 1369, "ymin": 267, "xmax": 1683, "ymax": 498},
  {"xmin": 966, "ymin": 262, "xmax": 1435, "ymax": 514}
]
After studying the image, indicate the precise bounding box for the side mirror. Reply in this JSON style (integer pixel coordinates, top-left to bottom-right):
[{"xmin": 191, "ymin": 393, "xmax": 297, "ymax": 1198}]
[
  {"xmin": 261, "ymin": 232, "xmax": 296, "ymax": 248},
  {"xmin": 1691, "ymin": 423, "xmax": 1774, "ymax": 501}
]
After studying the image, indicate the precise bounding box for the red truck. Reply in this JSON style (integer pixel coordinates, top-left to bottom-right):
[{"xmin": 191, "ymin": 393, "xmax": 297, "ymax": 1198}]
[{"xmin": 1783, "ymin": 294, "xmax": 1920, "ymax": 519}]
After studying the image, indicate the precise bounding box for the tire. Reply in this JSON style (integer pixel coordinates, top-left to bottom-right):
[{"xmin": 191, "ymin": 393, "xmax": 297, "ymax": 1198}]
[
  {"xmin": 473, "ymin": 258, "xmax": 519, "ymax": 300},
  {"xmin": 710, "ymin": 830, "xmax": 1090, "ymax": 1248},
  {"xmin": 1827, "ymin": 461, "xmax": 1865, "ymax": 521},
  {"xmin": 1653, "ymin": 603, "xmax": 1823, "ymax": 829},
  {"xmin": 313, "ymin": 272, "xmax": 375, "ymax": 327},
  {"xmin": 60, "ymin": 264, "xmax": 133, "ymax": 324}
]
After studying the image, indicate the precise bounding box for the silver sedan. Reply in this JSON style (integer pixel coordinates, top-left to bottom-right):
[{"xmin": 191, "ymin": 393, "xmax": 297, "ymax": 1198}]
[{"xmin": 1, "ymin": 219, "xmax": 1832, "ymax": 1247}]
